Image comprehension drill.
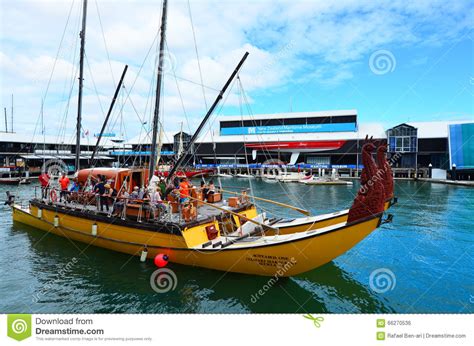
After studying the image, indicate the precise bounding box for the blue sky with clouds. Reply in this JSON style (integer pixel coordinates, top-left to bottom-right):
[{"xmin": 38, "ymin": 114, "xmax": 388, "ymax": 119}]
[{"xmin": 0, "ymin": 0, "xmax": 473, "ymax": 142}]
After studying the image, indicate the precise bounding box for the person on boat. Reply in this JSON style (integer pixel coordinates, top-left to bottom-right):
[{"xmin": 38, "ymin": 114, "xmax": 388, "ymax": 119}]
[
  {"xmin": 113, "ymin": 189, "xmax": 129, "ymax": 217},
  {"xmin": 38, "ymin": 172, "xmax": 50, "ymax": 199},
  {"xmin": 93, "ymin": 179, "xmax": 106, "ymax": 211},
  {"xmin": 164, "ymin": 181, "xmax": 175, "ymax": 199},
  {"xmin": 179, "ymin": 177, "xmax": 191, "ymax": 203},
  {"xmin": 69, "ymin": 179, "xmax": 80, "ymax": 193},
  {"xmin": 158, "ymin": 177, "xmax": 166, "ymax": 196},
  {"xmin": 130, "ymin": 186, "xmax": 140, "ymax": 200},
  {"xmin": 206, "ymin": 179, "xmax": 216, "ymax": 200},
  {"xmin": 59, "ymin": 173, "xmax": 70, "ymax": 202},
  {"xmin": 99, "ymin": 183, "xmax": 113, "ymax": 212},
  {"xmin": 173, "ymin": 174, "xmax": 180, "ymax": 189},
  {"xmin": 138, "ymin": 187, "xmax": 145, "ymax": 199},
  {"xmin": 200, "ymin": 181, "xmax": 208, "ymax": 201},
  {"xmin": 150, "ymin": 188, "xmax": 166, "ymax": 219}
]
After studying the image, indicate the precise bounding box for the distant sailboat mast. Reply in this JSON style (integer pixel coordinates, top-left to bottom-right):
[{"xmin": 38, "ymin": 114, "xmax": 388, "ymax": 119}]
[
  {"xmin": 149, "ymin": 0, "xmax": 168, "ymax": 179},
  {"xmin": 178, "ymin": 122, "xmax": 184, "ymax": 159},
  {"xmin": 75, "ymin": 0, "xmax": 88, "ymax": 171}
]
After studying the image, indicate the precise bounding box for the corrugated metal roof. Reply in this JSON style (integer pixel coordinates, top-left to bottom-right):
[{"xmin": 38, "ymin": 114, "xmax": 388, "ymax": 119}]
[
  {"xmin": 216, "ymin": 109, "xmax": 357, "ymax": 122},
  {"xmin": 406, "ymin": 121, "xmax": 473, "ymax": 138},
  {"xmin": 0, "ymin": 131, "xmax": 124, "ymax": 147}
]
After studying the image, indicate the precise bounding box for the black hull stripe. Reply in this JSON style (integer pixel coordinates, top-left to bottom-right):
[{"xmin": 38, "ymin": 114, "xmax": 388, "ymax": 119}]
[{"xmin": 14, "ymin": 205, "xmax": 383, "ymax": 253}]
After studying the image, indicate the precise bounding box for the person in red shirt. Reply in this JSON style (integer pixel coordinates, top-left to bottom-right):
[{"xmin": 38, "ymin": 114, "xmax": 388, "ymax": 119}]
[
  {"xmin": 59, "ymin": 173, "xmax": 70, "ymax": 202},
  {"xmin": 38, "ymin": 172, "xmax": 50, "ymax": 199}
]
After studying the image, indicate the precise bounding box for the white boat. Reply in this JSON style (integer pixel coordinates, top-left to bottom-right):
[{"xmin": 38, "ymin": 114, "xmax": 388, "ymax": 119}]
[
  {"xmin": 302, "ymin": 176, "xmax": 353, "ymax": 185},
  {"xmin": 235, "ymin": 173, "xmax": 255, "ymax": 179},
  {"xmin": 215, "ymin": 173, "xmax": 233, "ymax": 178},
  {"xmin": 213, "ymin": 167, "xmax": 233, "ymax": 178},
  {"xmin": 276, "ymin": 172, "xmax": 308, "ymax": 183}
]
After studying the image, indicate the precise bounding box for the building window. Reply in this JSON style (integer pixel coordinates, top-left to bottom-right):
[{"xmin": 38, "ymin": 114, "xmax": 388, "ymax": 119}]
[
  {"xmin": 306, "ymin": 156, "xmax": 330, "ymax": 165},
  {"xmin": 387, "ymin": 124, "xmax": 418, "ymax": 153}
]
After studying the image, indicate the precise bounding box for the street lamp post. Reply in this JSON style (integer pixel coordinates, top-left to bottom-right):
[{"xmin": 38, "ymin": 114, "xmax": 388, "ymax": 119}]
[
  {"xmin": 428, "ymin": 163, "xmax": 432, "ymax": 179},
  {"xmin": 452, "ymin": 163, "xmax": 457, "ymax": 181}
]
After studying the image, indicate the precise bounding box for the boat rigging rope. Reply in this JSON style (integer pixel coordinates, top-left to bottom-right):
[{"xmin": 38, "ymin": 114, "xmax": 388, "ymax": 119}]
[
  {"xmin": 94, "ymin": 0, "xmax": 116, "ymax": 86},
  {"xmin": 176, "ymin": 71, "xmax": 240, "ymax": 170},
  {"xmin": 16, "ymin": 0, "xmax": 77, "ymax": 163},
  {"xmin": 237, "ymin": 78, "xmax": 311, "ymax": 213},
  {"xmin": 237, "ymin": 76, "xmax": 256, "ymax": 201},
  {"xmin": 186, "ymin": 0, "xmax": 217, "ymax": 165}
]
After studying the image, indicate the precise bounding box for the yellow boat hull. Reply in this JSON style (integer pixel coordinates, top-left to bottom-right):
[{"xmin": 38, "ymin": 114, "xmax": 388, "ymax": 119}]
[
  {"xmin": 275, "ymin": 198, "xmax": 394, "ymax": 235},
  {"xmin": 12, "ymin": 203, "xmax": 383, "ymax": 276}
]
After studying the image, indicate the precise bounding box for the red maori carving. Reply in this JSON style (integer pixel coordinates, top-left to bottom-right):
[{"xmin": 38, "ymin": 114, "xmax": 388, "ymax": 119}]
[
  {"xmin": 347, "ymin": 136, "xmax": 385, "ymax": 223},
  {"xmin": 376, "ymin": 142, "xmax": 394, "ymax": 200}
]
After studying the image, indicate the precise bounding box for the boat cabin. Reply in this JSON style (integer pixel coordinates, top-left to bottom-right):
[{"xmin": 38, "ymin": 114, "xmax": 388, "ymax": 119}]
[{"xmin": 76, "ymin": 167, "xmax": 149, "ymax": 193}]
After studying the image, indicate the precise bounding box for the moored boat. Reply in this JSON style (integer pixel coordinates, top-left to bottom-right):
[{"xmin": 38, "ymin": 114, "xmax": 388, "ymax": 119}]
[
  {"xmin": 7, "ymin": 0, "xmax": 396, "ymax": 277},
  {"xmin": 11, "ymin": 201, "xmax": 383, "ymax": 276},
  {"xmin": 235, "ymin": 173, "xmax": 255, "ymax": 179}
]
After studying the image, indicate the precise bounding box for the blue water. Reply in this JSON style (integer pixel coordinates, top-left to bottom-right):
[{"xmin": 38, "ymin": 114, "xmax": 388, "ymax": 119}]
[{"xmin": 0, "ymin": 179, "xmax": 472, "ymax": 313}]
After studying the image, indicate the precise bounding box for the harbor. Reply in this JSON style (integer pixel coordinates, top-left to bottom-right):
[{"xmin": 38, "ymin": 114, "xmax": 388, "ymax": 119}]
[{"xmin": 1, "ymin": 178, "xmax": 473, "ymax": 313}]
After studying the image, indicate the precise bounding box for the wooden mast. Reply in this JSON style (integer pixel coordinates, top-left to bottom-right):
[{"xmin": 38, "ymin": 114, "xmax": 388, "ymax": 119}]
[
  {"xmin": 90, "ymin": 65, "xmax": 128, "ymax": 163},
  {"xmin": 75, "ymin": 0, "xmax": 88, "ymax": 171},
  {"xmin": 167, "ymin": 52, "xmax": 249, "ymax": 180},
  {"xmin": 149, "ymin": 0, "xmax": 168, "ymax": 180}
]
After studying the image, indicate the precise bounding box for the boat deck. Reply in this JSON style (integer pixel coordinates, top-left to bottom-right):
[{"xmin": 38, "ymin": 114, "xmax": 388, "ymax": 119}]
[{"xmin": 36, "ymin": 198, "xmax": 248, "ymax": 227}]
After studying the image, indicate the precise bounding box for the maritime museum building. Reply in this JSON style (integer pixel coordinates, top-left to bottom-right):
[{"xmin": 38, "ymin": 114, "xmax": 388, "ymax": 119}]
[{"xmin": 1, "ymin": 110, "xmax": 473, "ymax": 179}]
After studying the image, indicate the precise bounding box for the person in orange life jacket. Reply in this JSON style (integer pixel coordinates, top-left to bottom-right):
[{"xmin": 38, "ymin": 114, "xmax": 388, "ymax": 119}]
[
  {"xmin": 179, "ymin": 177, "xmax": 192, "ymax": 203},
  {"xmin": 38, "ymin": 172, "xmax": 50, "ymax": 199},
  {"xmin": 59, "ymin": 173, "xmax": 70, "ymax": 202}
]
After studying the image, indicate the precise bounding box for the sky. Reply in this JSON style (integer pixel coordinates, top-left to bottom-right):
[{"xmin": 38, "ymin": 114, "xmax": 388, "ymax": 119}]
[{"xmin": 0, "ymin": 0, "xmax": 473, "ymax": 145}]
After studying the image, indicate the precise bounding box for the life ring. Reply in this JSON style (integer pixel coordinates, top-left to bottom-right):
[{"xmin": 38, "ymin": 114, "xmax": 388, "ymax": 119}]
[{"xmin": 50, "ymin": 189, "xmax": 58, "ymax": 203}]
